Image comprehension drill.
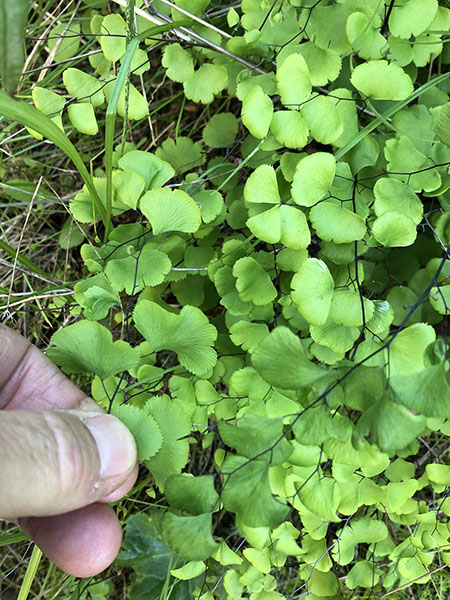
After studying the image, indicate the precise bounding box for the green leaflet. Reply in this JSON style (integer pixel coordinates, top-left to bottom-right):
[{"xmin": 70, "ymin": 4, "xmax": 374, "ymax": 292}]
[
  {"xmin": 351, "ymin": 60, "xmax": 414, "ymax": 101},
  {"xmin": 251, "ymin": 326, "xmax": 327, "ymax": 389},
  {"xmin": 221, "ymin": 455, "xmax": 289, "ymax": 528},
  {"xmin": 144, "ymin": 396, "xmax": 192, "ymax": 491},
  {"xmin": 47, "ymin": 321, "xmax": 140, "ymax": 380},
  {"xmin": 232, "ymin": 257, "xmax": 277, "ymax": 305},
  {"xmin": 111, "ymin": 403, "xmax": 162, "ymax": 461},
  {"xmin": 165, "ymin": 475, "xmax": 219, "ymax": 515},
  {"xmin": 241, "ymin": 85, "xmax": 273, "ymax": 139},
  {"xmin": 140, "ymin": 188, "xmax": 201, "ymax": 234},
  {"xmin": 291, "ymin": 258, "xmax": 334, "ymax": 325},
  {"xmin": 117, "ymin": 513, "xmax": 197, "ymax": 599},
  {"xmin": 218, "ymin": 413, "xmax": 292, "ymax": 465},
  {"xmin": 134, "ymin": 300, "xmax": 217, "ymax": 375},
  {"xmin": 162, "ymin": 513, "xmax": 218, "ymax": 561},
  {"xmin": 291, "ymin": 152, "xmax": 336, "ymax": 207}
]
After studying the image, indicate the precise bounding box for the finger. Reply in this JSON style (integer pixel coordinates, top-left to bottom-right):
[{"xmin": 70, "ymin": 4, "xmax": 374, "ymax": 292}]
[
  {"xmin": 0, "ymin": 410, "xmax": 137, "ymax": 519},
  {"xmin": 19, "ymin": 504, "xmax": 123, "ymax": 578},
  {"xmin": 0, "ymin": 324, "xmax": 99, "ymax": 411}
]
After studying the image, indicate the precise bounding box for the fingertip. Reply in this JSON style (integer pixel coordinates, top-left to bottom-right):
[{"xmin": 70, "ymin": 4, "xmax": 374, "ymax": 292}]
[
  {"xmin": 100, "ymin": 462, "xmax": 139, "ymax": 503},
  {"xmin": 20, "ymin": 504, "xmax": 122, "ymax": 578}
]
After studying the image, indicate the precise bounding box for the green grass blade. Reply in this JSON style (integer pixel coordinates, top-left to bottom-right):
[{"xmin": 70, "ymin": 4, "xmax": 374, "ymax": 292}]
[
  {"xmin": 104, "ymin": 20, "xmax": 190, "ymax": 239},
  {"xmin": 0, "ymin": 531, "xmax": 30, "ymax": 546},
  {"xmin": 0, "ymin": 238, "xmax": 49, "ymax": 277},
  {"xmin": 17, "ymin": 544, "xmax": 42, "ymax": 600},
  {"xmin": 0, "ymin": 90, "xmax": 109, "ymax": 229}
]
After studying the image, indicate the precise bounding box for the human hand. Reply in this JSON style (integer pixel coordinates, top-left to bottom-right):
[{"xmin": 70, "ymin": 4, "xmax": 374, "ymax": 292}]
[{"xmin": 0, "ymin": 324, "xmax": 139, "ymax": 577}]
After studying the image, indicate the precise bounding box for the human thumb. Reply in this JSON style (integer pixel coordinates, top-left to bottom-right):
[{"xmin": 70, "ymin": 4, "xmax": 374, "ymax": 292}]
[{"xmin": 0, "ymin": 409, "xmax": 137, "ymax": 519}]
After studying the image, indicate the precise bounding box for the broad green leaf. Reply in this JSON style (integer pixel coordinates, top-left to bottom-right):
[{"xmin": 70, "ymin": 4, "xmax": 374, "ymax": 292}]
[
  {"xmin": 233, "ymin": 257, "xmax": 277, "ymax": 305},
  {"xmin": 277, "ymin": 53, "xmax": 311, "ymax": 107},
  {"xmin": 155, "ymin": 137, "xmax": 205, "ymax": 174},
  {"xmin": 162, "ymin": 512, "xmax": 218, "ymax": 560},
  {"xmin": 291, "ymin": 258, "xmax": 334, "ymax": 325},
  {"xmin": 218, "ymin": 413, "xmax": 292, "ymax": 465},
  {"xmin": 346, "ymin": 561, "xmax": 380, "ymax": 589},
  {"xmin": 140, "ymin": 188, "xmax": 201, "ymax": 234},
  {"xmin": 426, "ymin": 463, "xmax": 450, "ymax": 485},
  {"xmin": 298, "ymin": 475, "xmax": 340, "ymax": 522},
  {"xmin": 386, "ymin": 480, "xmax": 419, "ymax": 513},
  {"xmin": 128, "ymin": 47, "xmax": 150, "ymax": 76},
  {"xmin": 328, "ymin": 290, "xmax": 374, "ymax": 327},
  {"xmin": 385, "ymin": 458, "xmax": 415, "ymax": 482},
  {"xmin": 171, "ymin": 0, "xmax": 210, "ymax": 18},
  {"xmin": 307, "ymin": 570, "xmax": 339, "ymax": 597},
  {"xmin": 332, "ymin": 517, "xmax": 387, "ymax": 565},
  {"xmin": 112, "ymin": 170, "xmax": 146, "ymax": 210},
  {"xmin": 134, "ymin": 300, "xmax": 217, "ymax": 375},
  {"xmin": 32, "ymin": 86, "xmax": 65, "ymax": 129},
  {"xmin": 389, "ymin": 323, "xmax": 436, "ymax": 375},
  {"xmin": 214, "ymin": 265, "xmax": 251, "ymax": 316},
  {"xmin": 246, "ymin": 206, "xmax": 281, "ymax": 245},
  {"xmin": 118, "ymin": 150, "xmax": 175, "ymax": 190},
  {"xmin": 389, "ymin": 0, "xmax": 438, "ymax": 38},
  {"xmin": 229, "ymin": 321, "xmax": 269, "ymax": 353},
  {"xmin": 117, "ymin": 513, "xmax": 194, "ymax": 600},
  {"xmin": 162, "ymin": 43, "xmax": 194, "ymax": 83},
  {"xmin": 62, "ymin": 68, "xmax": 104, "ymax": 107},
  {"xmin": 390, "ymin": 365, "xmax": 450, "ymax": 417},
  {"xmin": 292, "ymin": 404, "xmax": 348, "ymax": 443},
  {"xmin": 193, "ymin": 189, "xmax": 224, "ymax": 223},
  {"xmin": 165, "ymin": 475, "xmax": 219, "ymax": 515},
  {"xmin": 104, "ymin": 80, "xmax": 149, "ymax": 120},
  {"xmin": 100, "ymin": 14, "xmax": 126, "ymax": 62},
  {"xmin": 291, "ymin": 153, "xmax": 336, "ymax": 207},
  {"xmin": 372, "ymin": 211, "xmax": 417, "ymax": 247},
  {"xmin": 310, "ymin": 201, "xmax": 366, "ymax": 243},
  {"xmin": 429, "ymin": 285, "xmax": 450, "ymax": 315},
  {"xmin": 301, "ymin": 95, "xmax": 343, "ymax": 145},
  {"xmin": 241, "ymin": 85, "xmax": 273, "ymax": 139},
  {"xmin": 73, "ymin": 273, "xmax": 119, "ymax": 320},
  {"xmin": 48, "ymin": 22, "xmax": 80, "ymax": 62},
  {"xmin": 279, "ymin": 205, "xmax": 311, "ymax": 250},
  {"xmin": 67, "ymin": 103, "xmax": 98, "ymax": 135},
  {"xmin": 251, "ymin": 326, "xmax": 326, "ymax": 389},
  {"xmin": 110, "ymin": 403, "xmax": 162, "ymax": 460},
  {"xmin": 203, "ymin": 113, "xmax": 239, "ymax": 148},
  {"xmin": 184, "ymin": 64, "xmax": 228, "ymax": 104},
  {"xmin": 350, "ymin": 60, "xmax": 413, "ymax": 100},
  {"xmin": 212, "ymin": 541, "xmax": 243, "ymax": 566},
  {"xmin": 47, "ymin": 321, "xmax": 140, "ymax": 379},
  {"xmin": 244, "ymin": 165, "xmax": 280, "ymax": 204},
  {"xmin": 373, "ymin": 178, "xmax": 423, "ymax": 225},
  {"xmin": 170, "ymin": 561, "xmax": 206, "ymax": 580},
  {"xmin": 144, "ymin": 396, "xmax": 191, "ymax": 490},
  {"xmin": 356, "ymin": 396, "xmax": 426, "ymax": 454},
  {"xmin": 243, "ymin": 547, "xmax": 270, "ymax": 574},
  {"xmin": 433, "ymin": 103, "xmax": 450, "ymax": 147},
  {"xmin": 398, "ymin": 557, "xmax": 431, "ymax": 584},
  {"xmin": 221, "ymin": 455, "xmax": 289, "ymax": 528},
  {"xmin": 297, "ymin": 42, "xmax": 341, "ymax": 86},
  {"xmin": 343, "ymin": 367, "xmax": 386, "ymax": 411},
  {"xmin": 270, "ymin": 110, "xmax": 309, "ymax": 149},
  {"xmin": 346, "ymin": 12, "xmax": 387, "ymax": 60},
  {"xmin": 310, "ymin": 321, "xmax": 360, "ymax": 353},
  {"xmin": 105, "ymin": 246, "xmax": 171, "ymax": 293},
  {"xmin": 385, "ymin": 136, "xmax": 441, "ymax": 193}
]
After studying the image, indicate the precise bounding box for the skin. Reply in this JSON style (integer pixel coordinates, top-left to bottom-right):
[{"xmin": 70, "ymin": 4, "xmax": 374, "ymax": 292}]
[{"xmin": 0, "ymin": 324, "xmax": 139, "ymax": 577}]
